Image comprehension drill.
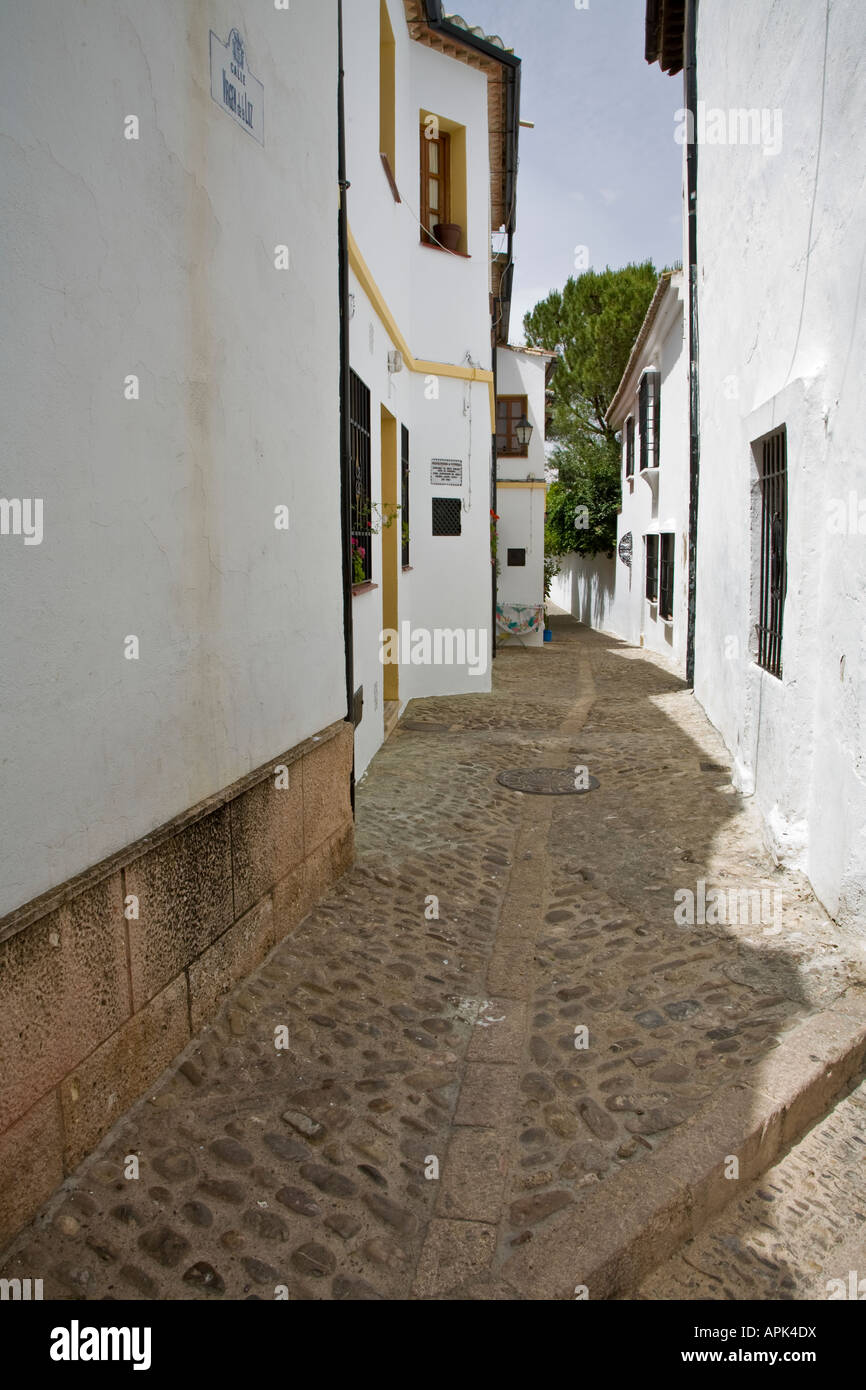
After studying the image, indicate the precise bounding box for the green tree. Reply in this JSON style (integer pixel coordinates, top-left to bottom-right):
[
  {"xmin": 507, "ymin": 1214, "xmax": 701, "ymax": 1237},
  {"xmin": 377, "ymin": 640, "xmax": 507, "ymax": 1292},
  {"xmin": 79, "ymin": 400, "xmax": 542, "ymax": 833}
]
[
  {"xmin": 524, "ymin": 262, "xmax": 660, "ymax": 556},
  {"xmin": 544, "ymin": 436, "xmax": 623, "ymax": 558}
]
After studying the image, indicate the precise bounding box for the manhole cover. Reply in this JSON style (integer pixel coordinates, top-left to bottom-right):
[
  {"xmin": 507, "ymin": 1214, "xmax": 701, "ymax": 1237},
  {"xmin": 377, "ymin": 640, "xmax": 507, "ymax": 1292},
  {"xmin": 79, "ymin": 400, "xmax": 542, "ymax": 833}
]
[{"xmin": 496, "ymin": 768, "xmax": 600, "ymax": 795}]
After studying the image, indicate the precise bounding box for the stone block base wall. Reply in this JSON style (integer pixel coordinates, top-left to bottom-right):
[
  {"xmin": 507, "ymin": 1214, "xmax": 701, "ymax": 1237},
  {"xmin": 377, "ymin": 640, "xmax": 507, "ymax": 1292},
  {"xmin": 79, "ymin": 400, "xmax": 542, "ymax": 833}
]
[{"xmin": 0, "ymin": 720, "xmax": 354, "ymax": 1250}]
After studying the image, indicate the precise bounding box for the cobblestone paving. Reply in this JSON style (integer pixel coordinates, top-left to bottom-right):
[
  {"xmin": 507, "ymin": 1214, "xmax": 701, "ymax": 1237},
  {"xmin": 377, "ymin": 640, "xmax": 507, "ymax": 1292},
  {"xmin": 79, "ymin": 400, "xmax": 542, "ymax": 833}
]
[
  {"xmin": 635, "ymin": 1078, "xmax": 866, "ymax": 1300},
  {"xmin": 3, "ymin": 615, "xmax": 864, "ymax": 1300}
]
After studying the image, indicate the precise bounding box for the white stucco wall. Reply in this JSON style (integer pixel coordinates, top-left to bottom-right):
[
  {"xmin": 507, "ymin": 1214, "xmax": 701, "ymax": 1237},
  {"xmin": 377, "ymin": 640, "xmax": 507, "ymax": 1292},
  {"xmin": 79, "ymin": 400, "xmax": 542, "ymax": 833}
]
[
  {"xmin": 550, "ymin": 553, "xmax": 618, "ymax": 635},
  {"xmin": 348, "ymin": 277, "xmax": 494, "ymax": 778},
  {"xmin": 610, "ymin": 276, "xmax": 689, "ymax": 672},
  {"xmin": 343, "ymin": 0, "xmax": 492, "ymax": 371},
  {"xmin": 495, "ymin": 348, "xmax": 549, "ymax": 646},
  {"xmin": 0, "ymin": 1, "xmax": 344, "ymax": 917},
  {"xmin": 692, "ymin": 0, "xmax": 866, "ymax": 927},
  {"xmin": 345, "ymin": 1, "xmax": 496, "ymax": 778},
  {"xmin": 551, "ymin": 275, "xmax": 690, "ymax": 676}
]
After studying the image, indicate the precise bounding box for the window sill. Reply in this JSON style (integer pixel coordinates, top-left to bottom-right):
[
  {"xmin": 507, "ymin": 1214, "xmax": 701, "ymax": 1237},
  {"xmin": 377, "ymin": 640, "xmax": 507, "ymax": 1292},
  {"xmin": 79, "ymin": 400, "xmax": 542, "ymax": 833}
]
[
  {"xmin": 420, "ymin": 241, "xmax": 471, "ymax": 259},
  {"xmin": 751, "ymin": 659, "xmax": 784, "ymax": 683},
  {"xmin": 380, "ymin": 153, "xmax": 401, "ymax": 204},
  {"xmin": 352, "ymin": 582, "xmax": 379, "ymax": 597}
]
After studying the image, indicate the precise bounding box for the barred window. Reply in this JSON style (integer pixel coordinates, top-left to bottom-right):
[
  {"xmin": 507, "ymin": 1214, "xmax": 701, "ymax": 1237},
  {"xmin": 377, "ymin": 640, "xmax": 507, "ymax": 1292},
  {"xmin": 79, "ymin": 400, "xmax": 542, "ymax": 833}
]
[
  {"xmin": 401, "ymin": 425, "xmax": 410, "ymax": 567},
  {"xmin": 659, "ymin": 533, "xmax": 674, "ymax": 621},
  {"xmin": 432, "ymin": 497, "xmax": 462, "ymax": 536},
  {"xmin": 756, "ymin": 426, "xmax": 787, "ymax": 678},
  {"xmin": 645, "ymin": 534, "xmax": 659, "ymax": 601},
  {"xmin": 350, "ymin": 370, "xmax": 372, "ymax": 585},
  {"xmin": 639, "ymin": 370, "xmax": 660, "ymax": 471}
]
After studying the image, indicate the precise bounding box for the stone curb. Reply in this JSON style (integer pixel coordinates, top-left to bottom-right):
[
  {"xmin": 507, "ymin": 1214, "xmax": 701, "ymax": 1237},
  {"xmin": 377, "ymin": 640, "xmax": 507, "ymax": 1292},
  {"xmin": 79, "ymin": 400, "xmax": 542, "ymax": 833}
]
[{"xmin": 498, "ymin": 987, "xmax": 866, "ymax": 1300}]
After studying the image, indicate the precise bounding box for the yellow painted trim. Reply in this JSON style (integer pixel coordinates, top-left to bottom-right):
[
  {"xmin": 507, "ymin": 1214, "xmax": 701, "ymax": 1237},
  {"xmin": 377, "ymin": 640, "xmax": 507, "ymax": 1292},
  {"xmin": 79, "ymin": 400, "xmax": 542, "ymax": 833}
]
[
  {"xmin": 348, "ymin": 223, "xmax": 497, "ymax": 431},
  {"xmin": 496, "ymin": 480, "xmax": 548, "ymax": 490},
  {"xmin": 348, "ymin": 225, "xmax": 413, "ymax": 364},
  {"xmin": 413, "ymin": 359, "xmax": 492, "ymax": 385}
]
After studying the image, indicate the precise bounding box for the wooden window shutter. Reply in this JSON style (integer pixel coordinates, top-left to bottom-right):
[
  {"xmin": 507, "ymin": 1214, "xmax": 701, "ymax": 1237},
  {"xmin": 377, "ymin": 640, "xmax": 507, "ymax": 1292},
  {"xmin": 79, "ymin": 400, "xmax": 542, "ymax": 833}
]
[{"xmin": 420, "ymin": 125, "xmax": 449, "ymax": 245}]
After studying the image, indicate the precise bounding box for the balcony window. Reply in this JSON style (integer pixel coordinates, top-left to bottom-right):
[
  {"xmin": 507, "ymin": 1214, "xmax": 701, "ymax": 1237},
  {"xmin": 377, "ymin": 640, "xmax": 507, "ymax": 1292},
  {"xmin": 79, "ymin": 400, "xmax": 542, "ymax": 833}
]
[
  {"xmin": 496, "ymin": 395, "xmax": 529, "ymax": 458},
  {"xmin": 419, "ymin": 111, "xmax": 467, "ymax": 254}
]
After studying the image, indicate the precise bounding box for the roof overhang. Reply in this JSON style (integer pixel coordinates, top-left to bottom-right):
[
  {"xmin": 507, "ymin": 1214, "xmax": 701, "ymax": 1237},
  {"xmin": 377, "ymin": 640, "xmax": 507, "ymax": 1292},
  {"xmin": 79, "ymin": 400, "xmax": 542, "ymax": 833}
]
[{"xmin": 645, "ymin": 0, "xmax": 686, "ymax": 76}]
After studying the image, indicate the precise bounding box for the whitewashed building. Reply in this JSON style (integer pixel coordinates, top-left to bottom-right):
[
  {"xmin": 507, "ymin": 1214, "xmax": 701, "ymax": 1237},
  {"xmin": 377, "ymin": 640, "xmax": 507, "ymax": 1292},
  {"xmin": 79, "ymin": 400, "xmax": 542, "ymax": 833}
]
[
  {"xmin": 550, "ymin": 272, "xmax": 690, "ymax": 676},
  {"xmin": 344, "ymin": 2, "xmax": 521, "ymax": 775},
  {"xmin": 645, "ymin": 0, "xmax": 866, "ymax": 929},
  {"xmin": 494, "ymin": 345, "xmax": 554, "ymax": 647},
  {"xmin": 604, "ymin": 270, "xmax": 689, "ymax": 673},
  {"xmin": 0, "ymin": 1, "xmax": 352, "ymax": 1246}
]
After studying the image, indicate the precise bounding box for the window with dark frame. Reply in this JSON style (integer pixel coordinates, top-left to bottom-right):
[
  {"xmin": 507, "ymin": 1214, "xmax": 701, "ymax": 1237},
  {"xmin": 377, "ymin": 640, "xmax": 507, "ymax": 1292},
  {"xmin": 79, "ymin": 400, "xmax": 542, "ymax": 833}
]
[
  {"xmin": 496, "ymin": 395, "xmax": 529, "ymax": 457},
  {"xmin": 432, "ymin": 497, "xmax": 461, "ymax": 536},
  {"xmin": 625, "ymin": 415, "xmax": 635, "ymax": 478},
  {"xmin": 638, "ymin": 370, "xmax": 660, "ymax": 471},
  {"xmin": 506, "ymin": 548, "xmax": 526, "ymax": 567},
  {"xmin": 420, "ymin": 125, "xmax": 449, "ymax": 245},
  {"xmin": 645, "ymin": 534, "xmax": 659, "ymax": 602},
  {"xmin": 659, "ymin": 533, "xmax": 675, "ymax": 621},
  {"xmin": 401, "ymin": 424, "xmax": 410, "ymax": 567},
  {"xmin": 756, "ymin": 426, "xmax": 788, "ymax": 679},
  {"xmin": 350, "ymin": 370, "xmax": 372, "ymax": 585}
]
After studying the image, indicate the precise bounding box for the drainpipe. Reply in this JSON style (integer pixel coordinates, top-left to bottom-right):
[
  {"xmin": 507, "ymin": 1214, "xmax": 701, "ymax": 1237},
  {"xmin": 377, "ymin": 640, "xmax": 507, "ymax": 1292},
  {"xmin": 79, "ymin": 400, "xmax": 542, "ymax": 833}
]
[
  {"xmin": 337, "ymin": 0, "xmax": 356, "ymax": 811},
  {"xmin": 685, "ymin": 0, "xmax": 700, "ymax": 688}
]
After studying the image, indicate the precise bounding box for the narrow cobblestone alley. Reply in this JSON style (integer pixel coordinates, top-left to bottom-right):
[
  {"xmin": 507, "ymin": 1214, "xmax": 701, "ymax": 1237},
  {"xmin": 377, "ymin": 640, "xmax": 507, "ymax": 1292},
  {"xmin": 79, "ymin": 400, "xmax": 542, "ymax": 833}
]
[{"xmin": 4, "ymin": 614, "xmax": 864, "ymax": 1301}]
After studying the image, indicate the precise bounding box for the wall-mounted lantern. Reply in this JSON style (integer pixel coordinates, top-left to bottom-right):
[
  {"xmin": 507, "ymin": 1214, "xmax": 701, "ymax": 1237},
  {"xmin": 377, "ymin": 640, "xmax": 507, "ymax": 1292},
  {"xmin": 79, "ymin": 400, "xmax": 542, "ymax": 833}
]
[{"xmin": 515, "ymin": 414, "xmax": 533, "ymax": 449}]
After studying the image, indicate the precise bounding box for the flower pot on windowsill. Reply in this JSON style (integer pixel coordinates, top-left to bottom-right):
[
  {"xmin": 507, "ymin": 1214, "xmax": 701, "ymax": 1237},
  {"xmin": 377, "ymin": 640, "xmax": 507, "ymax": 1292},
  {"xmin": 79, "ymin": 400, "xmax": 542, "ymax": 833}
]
[{"xmin": 433, "ymin": 222, "xmax": 462, "ymax": 253}]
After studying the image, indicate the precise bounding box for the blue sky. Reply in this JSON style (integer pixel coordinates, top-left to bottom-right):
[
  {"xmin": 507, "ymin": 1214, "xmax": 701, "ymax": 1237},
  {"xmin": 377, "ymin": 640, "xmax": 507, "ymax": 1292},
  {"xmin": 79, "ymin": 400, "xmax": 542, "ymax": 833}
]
[{"xmin": 458, "ymin": 0, "xmax": 685, "ymax": 340}]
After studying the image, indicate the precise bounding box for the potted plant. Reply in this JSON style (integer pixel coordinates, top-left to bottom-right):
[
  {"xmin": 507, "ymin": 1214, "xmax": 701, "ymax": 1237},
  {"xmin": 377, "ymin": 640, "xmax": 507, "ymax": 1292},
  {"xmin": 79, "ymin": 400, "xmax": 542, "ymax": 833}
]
[
  {"xmin": 434, "ymin": 223, "xmax": 462, "ymax": 253},
  {"xmin": 351, "ymin": 538, "xmax": 366, "ymax": 586}
]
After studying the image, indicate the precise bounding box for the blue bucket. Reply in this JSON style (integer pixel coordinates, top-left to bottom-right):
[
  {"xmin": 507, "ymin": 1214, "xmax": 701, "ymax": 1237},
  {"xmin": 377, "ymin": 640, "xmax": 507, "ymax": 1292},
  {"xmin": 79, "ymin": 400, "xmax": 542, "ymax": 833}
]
[{"xmin": 543, "ymin": 629, "xmax": 553, "ymax": 643}]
